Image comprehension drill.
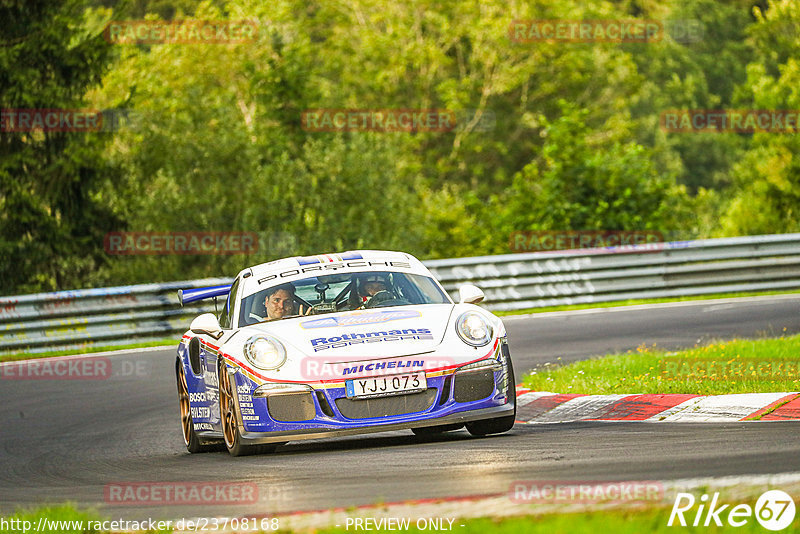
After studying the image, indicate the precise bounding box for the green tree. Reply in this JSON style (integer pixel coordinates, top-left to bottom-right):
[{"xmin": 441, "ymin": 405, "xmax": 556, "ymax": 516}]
[
  {"xmin": 0, "ymin": 0, "xmax": 121, "ymax": 294},
  {"xmin": 92, "ymin": 0, "xmax": 424, "ymax": 282},
  {"xmin": 627, "ymin": 0, "xmax": 754, "ymax": 193},
  {"xmin": 493, "ymin": 103, "xmax": 689, "ymax": 250},
  {"xmin": 75, "ymin": 0, "xmax": 763, "ymax": 285},
  {"xmin": 717, "ymin": 0, "xmax": 800, "ymax": 235}
]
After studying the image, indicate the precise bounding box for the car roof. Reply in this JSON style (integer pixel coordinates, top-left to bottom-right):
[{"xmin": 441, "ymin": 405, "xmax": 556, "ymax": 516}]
[{"xmin": 237, "ymin": 250, "xmax": 428, "ymax": 282}]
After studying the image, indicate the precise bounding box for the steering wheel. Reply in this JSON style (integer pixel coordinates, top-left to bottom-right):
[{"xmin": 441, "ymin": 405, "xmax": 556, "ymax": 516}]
[
  {"xmin": 364, "ymin": 293, "xmax": 412, "ymax": 309},
  {"xmin": 371, "ymin": 298, "xmax": 412, "ymax": 308}
]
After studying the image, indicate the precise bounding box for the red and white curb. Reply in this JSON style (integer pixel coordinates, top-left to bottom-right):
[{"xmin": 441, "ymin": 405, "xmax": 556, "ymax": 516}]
[{"xmin": 514, "ymin": 388, "xmax": 800, "ymax": 423}]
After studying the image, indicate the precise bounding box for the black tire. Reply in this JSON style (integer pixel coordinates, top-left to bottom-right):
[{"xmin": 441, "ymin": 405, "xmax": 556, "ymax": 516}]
[
  {"xmin": 218, "ymin": 359, "xmax": 278, "ymax": 457},
  {"xmin": 465, "ymin": 413, "xmax": 516, "ymax": 436},
  {"xmin": 411, "ymin": 423, "xmax": 464, "ymax": 436},
  {"xmin": 176, "ymin": 360, "xmax": 217, "ymax": 453},
  {"xmin": 465, "ymin": 349, "xmax": 517, "ymax": 437}
]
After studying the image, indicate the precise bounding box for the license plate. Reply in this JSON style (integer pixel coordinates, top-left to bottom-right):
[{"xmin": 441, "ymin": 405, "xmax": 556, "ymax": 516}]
[{"xmin": 345, "ymin": 372, "xmax": 427, "ymax": 399}]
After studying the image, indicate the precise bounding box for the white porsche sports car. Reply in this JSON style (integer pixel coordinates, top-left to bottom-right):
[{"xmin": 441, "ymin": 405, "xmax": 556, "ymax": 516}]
[{"xmin": 176, "ymin": 250, "xmax": 516, "ymax": 456}]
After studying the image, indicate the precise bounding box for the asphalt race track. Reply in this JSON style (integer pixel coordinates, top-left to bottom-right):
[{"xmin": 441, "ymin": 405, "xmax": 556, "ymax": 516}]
[{"xmin": 1, "ymin": 295, "xmax": 799, "ymax": 521}]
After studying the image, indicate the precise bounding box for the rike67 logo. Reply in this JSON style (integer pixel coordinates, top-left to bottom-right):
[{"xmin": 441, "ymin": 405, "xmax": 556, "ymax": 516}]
[{"xmin": 669, "ymin": 490, "xmax": 796, "ymax": 531}]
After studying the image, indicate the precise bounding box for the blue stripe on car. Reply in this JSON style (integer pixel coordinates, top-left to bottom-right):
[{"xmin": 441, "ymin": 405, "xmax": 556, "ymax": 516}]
[{"xmin": 340, "ymin": 252, "xmax": 363, "ymax": 260}]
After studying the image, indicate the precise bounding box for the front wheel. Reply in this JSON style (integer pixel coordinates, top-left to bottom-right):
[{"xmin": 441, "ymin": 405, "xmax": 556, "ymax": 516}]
[
  {"xmin": 465, "ymin": 414, "xmax": 516, "ymax": 436},
  {"xmin": 466, "ymin": 350, "xmax": 516, "ymax": 437},
  {"xmin": 218, "ymin": 360, "xmax": 278, "ymax": 456},
  {"xmin": 176, "ymin": 360, "xmax": 217, "ymax": 453}
]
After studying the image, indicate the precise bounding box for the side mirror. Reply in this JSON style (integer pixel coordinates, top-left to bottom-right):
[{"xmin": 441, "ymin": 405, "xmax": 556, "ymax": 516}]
[
  {"xmin": 458, "ymin": 284, "xmax": 485, "ymax": 304},
  {"xmin": 190, "ymin": 313, "xmax": 223, "ymax": 339}
]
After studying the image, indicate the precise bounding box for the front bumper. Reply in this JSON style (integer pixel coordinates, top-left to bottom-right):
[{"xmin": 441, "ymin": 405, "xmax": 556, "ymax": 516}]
[
  {"xmin": 199, "ymin": 342, "xmax": 515, "ymax": 445},
  {"xmin": 237, "ymin": 403, "xmax": 514, "ymax": 445}
]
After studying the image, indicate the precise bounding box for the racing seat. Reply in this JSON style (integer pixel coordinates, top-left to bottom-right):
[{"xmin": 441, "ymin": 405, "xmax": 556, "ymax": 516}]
[{"xmin": 248, "ymin": 292, "xmax": 267, "ymax": 322}]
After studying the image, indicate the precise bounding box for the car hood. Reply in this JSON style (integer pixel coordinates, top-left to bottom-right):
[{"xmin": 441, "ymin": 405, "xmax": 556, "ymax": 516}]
[{"xmin": 243, "ymin": 304, "xmax": 454, "ymax": 360}]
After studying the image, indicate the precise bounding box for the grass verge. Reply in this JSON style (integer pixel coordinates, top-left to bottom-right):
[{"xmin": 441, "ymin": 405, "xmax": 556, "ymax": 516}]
[
  {"xmin": 315, "ymin": 506, "xmax": 773, "ymax": 534},
  {"xmin": 0, "ymin": 505, "xmax": 104, "ymax": 533},
  {"xmin": 522, "ymin": 333, "xmax": 800, "ymax": 395},
  {"xmin": 0, "ymin": 501, "xmax": 781, "ymax": 533}
]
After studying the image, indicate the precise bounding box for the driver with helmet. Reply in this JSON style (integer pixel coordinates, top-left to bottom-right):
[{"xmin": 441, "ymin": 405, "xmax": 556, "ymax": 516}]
[{"xmin": 358, "ymin": 273, "xmax": 394, "ymax": 308}]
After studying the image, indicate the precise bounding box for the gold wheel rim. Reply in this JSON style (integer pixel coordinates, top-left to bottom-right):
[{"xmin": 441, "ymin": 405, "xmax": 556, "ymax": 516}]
[
  {"xmin": 219, "ymin": 362, "xmax": 237, "ymax": 448},
  {"xmin": 177, "ymin": 366, "xmax": 192, "ymax": 445}
]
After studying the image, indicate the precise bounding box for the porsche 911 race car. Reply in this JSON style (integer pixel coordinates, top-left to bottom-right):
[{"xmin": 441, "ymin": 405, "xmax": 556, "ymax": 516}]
[{"xmin": 175, "ymin": 250, "xmax": 516, "ymax": 456}]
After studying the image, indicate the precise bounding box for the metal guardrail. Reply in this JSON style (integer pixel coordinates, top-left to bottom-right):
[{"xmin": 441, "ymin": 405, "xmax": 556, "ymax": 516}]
[
  {"xmin": 2, "ymin": 234, "xmax": 800, "ymax": 354},
  {"xmin": 426, "ymin": 233, "xmax": 800, "ymax": 312},
  {"xmin": 0, "ymin": 278, "xmax": 232, "ymax": 354}
]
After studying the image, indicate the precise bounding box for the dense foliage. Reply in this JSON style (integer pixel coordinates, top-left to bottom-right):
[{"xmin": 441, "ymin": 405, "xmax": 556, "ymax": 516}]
[{"xmin": 2, "ymin": 0, "xmax": 799, "ymax": 294}]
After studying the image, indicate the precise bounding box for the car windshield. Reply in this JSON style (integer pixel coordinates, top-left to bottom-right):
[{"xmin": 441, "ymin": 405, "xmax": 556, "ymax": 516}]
[{"xmin": 238, "ymin": 272, "xmax": 450, "ymax": 327}]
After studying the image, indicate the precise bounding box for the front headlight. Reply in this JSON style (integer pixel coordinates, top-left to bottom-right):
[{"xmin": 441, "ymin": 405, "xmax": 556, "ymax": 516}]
[
  {"xmin": 243, "ymin": 335, "xmax": 287, "ymax": 370},
  {"xmin": 455, "ymin": 311, "xmax": 493, "ymax": 347}
]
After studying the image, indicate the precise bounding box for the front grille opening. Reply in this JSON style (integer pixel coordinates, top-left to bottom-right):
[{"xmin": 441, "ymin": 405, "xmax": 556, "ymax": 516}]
[
  {"xmin": 439, "ymin": 375, "xmax": 452, "ymax": 406},
  {"xmin": 335, "ymin": 388, "xmax": 437, "ymax": 419},
  {"xmin": 267, "ymin": 392, "xmax": 316, "ymax": 422},
  {"xmin": 315, "ymin": 390, "xmax": 335, "ymax": 417},
  {"xmin": 453, "ymin": 370, "xmax": 495, "ymax": 403}
]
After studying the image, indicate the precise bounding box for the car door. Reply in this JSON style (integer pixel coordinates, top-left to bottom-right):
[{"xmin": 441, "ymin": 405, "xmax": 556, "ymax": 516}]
[{"xmin": 203, "ymin": 277, "xmax": 240, "ymax": 429}]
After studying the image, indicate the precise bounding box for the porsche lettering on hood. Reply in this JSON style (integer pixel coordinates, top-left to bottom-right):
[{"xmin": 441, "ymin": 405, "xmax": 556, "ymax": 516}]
[
  {"xmin": 300, "ymin": 309, "xmax": 421, "ymax": 329},
  {"xmin": 310, "ymin": 328, "xmax": 433, "ymax": 352}
]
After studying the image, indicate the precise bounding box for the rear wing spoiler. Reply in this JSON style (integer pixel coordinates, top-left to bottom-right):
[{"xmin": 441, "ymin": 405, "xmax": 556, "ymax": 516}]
[{"xmin": 178, "ymin": 284, "xmax": 232, "ymax": 306}]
